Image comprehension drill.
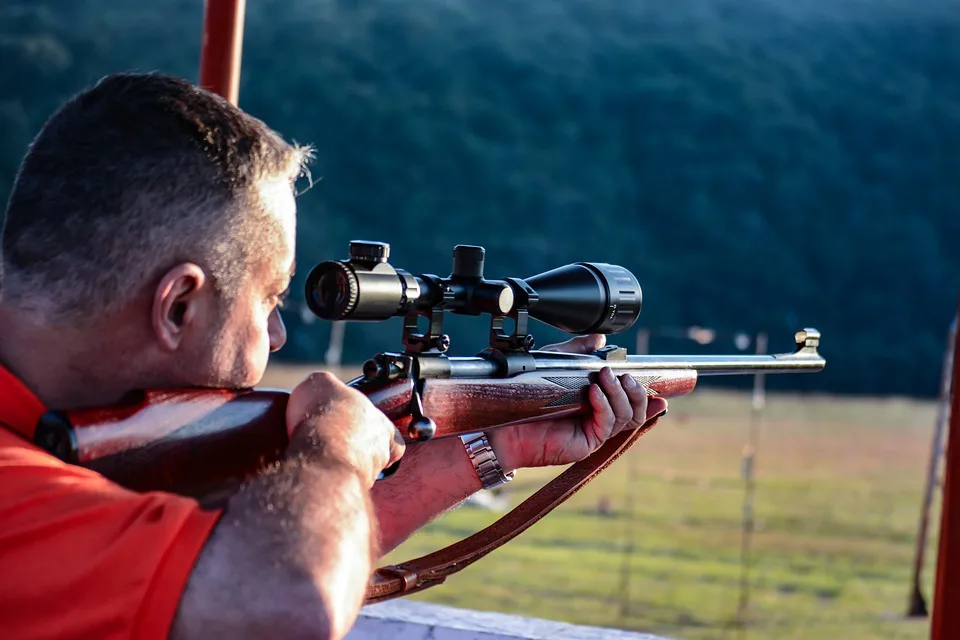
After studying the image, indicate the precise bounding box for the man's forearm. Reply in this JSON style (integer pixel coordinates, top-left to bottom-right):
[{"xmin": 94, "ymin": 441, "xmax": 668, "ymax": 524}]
[
  {"xmin": 172, "ymin": 456, "xmax": 377, "ymax": 640},
  {"xmin": 372, "ymin": 437, "xmax": 483, "ymax": 552}
]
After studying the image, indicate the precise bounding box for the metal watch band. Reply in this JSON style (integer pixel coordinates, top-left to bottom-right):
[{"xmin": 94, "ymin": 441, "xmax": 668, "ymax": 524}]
[{"xmin": 460, "ymin": 432, "xmax": 516, "ymax": 490}]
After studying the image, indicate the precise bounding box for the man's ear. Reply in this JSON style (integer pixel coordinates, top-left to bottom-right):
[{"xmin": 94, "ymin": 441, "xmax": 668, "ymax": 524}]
[{"xmin": 151, "ymin": 263, "xmax": 208, "ymax": 352}]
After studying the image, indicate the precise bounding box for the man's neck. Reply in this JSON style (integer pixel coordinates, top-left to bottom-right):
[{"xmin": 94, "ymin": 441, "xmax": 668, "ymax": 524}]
[{"xmin": 0, "ymin": 305, "xmax": 149, "ymax": 410}]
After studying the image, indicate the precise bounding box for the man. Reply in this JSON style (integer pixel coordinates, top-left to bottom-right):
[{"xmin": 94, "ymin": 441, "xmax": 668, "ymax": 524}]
[{"xmin": 0, "ymin": 73, "xmax": 668, "ymax": 639}]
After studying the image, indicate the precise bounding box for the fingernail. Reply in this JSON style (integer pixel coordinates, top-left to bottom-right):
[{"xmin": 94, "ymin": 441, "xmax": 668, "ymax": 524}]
[{"xmin": 623, "ymin": 375, "xmax": 638, "ymax": 388}]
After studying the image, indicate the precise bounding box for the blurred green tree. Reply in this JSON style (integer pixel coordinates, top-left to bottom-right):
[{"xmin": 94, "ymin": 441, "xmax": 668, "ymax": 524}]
[{"xmin": 1, "ymin": 0, "xmax": 958, "ymax": 397}]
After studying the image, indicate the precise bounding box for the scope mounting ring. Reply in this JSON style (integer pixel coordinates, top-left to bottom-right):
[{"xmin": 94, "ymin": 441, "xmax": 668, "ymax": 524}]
[
  {"xmin": 401, "ymin": 308, "xmax": 451, "ymax": 354},
  {"xmin": 489, "ymin": 309, "xmax": 536, "ymax": 352}
]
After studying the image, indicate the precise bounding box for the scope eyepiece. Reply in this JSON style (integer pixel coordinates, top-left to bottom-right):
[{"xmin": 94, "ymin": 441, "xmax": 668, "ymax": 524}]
[
  {"xmin": 306, "ymin": 261, "xmax": 360, "ymax": 320},
  {"xmin": 304, "ymin": 241, "xmax": 642, "ymax": 337},
  {"xmin": 304, "ymin": 242, "xmax": 422, "ymax": 321}
]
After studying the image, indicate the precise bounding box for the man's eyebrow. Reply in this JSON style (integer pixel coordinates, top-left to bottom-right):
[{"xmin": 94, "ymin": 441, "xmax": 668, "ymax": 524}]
[
  {"xmin": 278, "ymin": 261, "xmax": 296, "ymax": 283},
  {"xmin": 273, "ymin": 262, "xmax": 295, "ymax": 292}
]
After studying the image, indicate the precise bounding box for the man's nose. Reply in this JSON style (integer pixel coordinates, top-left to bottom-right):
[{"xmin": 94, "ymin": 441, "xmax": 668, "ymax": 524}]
[{"xmin": 269, "ymin": 309, "xmax": 287, "ymax": 352}]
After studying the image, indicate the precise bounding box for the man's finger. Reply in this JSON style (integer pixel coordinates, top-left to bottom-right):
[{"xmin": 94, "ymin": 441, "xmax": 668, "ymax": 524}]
[
  {"xmin": 643, "ymin": 397, "xmax": 669, "ymax": 423},
  {"xmin": 587, "ymin": 384, "xmax": 616, "ymax": 440},
  {"xmin": 596, "ymin": 369, "xmax": 633, "ymax": 433},
  {"xmin": 619, "ymin": 374, "xmax": 650, "ymax": 428},
  {"xmin": 390, "ymin": 428, "xmax": 407, "ymax": 466}
]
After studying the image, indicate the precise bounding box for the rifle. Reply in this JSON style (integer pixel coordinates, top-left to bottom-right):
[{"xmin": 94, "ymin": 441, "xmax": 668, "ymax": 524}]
[{"xmin": 33, "ymin": 241, "xmax": 826, "ymax": 603}]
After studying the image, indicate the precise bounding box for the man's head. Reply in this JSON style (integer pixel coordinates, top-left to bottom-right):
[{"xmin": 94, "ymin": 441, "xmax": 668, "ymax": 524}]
[{"xmin": 0, "ymin": 72, "xmax": 312, "ymax": 392}]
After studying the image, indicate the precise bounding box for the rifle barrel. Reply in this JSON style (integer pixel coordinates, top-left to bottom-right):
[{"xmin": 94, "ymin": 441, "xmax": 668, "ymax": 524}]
[
  {"xmin": 530, "ymin": 328, "xmax": 824, "ymax": 375},
  {"xmin": 408, "ymin": 328, "xmax": 825, "ymax": 379}
]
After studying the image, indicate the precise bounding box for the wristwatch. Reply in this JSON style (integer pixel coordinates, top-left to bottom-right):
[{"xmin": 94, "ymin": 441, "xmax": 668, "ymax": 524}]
[{"xmin": 460, "ymin": 432, "xmax": 516, "ymax": 490}]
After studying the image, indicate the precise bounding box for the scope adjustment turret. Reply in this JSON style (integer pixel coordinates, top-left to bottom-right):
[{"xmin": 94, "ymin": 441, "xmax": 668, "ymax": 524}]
[{"xmin": 349, "ymin": 240, "xmax": 391, "ymax": 264}]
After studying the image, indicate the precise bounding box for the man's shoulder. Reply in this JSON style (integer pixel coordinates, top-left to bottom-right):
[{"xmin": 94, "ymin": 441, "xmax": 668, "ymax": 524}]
[
  {"xmin": 0, "ymin": 425, "xmax": 65, "ymax": 469},
  {"xmin": 0, "ymin": 423, "xmax": 223, "ymax": 640},
  {"xmin": 0, "ymin": 424, "xmax": 123, "ymax": 514}
]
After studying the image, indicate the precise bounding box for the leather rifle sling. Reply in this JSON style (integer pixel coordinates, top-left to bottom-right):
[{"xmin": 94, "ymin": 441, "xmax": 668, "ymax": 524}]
[{"xmin": 365, "ymin": 421, "xmax": 654, "ymax": 603}]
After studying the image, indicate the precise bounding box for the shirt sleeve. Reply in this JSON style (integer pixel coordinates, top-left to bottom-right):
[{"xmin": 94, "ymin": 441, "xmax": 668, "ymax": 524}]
[{"xmin": 0, "ymin": 431, "xmax": 223, "ymax": 640}]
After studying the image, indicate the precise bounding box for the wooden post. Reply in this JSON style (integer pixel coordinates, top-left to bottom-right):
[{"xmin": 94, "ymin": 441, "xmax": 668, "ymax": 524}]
[
  {"xmin": 932, "ymin": 301, "xmax": 960, "ymax": 639},
  {"xmin": 325, "ymin": 321, "xmax": 346, "ymax": 369},
  {"xmin": 635, "ymin": 328, "xmax": 650, "ymax": 357},
  {"xmin": 735, "ymin": 332, "xmax": 767, "ymax": 633},
  {"xmin": 198, "ymin": 0, "xmax": 246, "ymax": 104},
  {"xmin": 618, "ymin": 327, "xmax": 649, "ymax": 622}
]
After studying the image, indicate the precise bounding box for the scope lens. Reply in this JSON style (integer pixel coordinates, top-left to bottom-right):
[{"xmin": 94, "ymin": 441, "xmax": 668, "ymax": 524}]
[
  {"xmin": 305, "ymin": 262, "xmax": 358, "ymax": 320},
  {"xmin": 304, "ymin": 259, "xmax": 417, "ymax": 321},
  {"xmin": 318, "ymin": 271, "xmax": 350, "ymax": 312}
]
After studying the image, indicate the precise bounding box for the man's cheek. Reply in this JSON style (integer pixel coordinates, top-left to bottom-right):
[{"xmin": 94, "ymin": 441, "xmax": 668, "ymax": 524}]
[{"xmin": 246, "ymin": 331, "xmax": 271, "ymax": 379}]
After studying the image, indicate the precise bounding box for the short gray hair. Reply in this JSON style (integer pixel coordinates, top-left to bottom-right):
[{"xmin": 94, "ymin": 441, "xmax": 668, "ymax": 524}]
[{"xmin": 1, "ymin": 72, "xmax": 312, "ymax": 323}]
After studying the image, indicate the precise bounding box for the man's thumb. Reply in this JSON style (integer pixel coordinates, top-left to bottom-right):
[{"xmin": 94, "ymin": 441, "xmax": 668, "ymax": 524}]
[{"xmin": 645, "ymin": 397, "xmax": 669, "ymax": 421}]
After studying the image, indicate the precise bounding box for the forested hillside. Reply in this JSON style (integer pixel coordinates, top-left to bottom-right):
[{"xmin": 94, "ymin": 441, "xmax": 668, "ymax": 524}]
[{"xmin": 2, "ymin": 0, "xmax": 959, "ymax": 396}]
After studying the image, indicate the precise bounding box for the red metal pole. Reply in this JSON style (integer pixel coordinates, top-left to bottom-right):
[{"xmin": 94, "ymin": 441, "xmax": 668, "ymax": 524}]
[
  {"xmin": 198, "ymin": 0, "xmax": 246, "ymax": 104},
  {"xmin": 932, "ymin": 300, "xmax": 960, "ymax": 639},
  {"xmin": 909, "ymin": 320, "xmax": 956, "ymax": 617}
]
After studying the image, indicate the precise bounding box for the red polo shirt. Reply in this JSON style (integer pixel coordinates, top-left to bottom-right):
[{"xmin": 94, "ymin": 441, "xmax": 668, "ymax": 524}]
[{"xmin": 0, "ymin": 363, "xmax": 223, "ymax": 639}]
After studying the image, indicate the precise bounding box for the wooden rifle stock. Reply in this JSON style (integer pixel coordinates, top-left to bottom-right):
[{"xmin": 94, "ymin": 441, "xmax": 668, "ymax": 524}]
[{"xmin": 33, "ymin": 368, "xmax": 696, "ymax": 499}]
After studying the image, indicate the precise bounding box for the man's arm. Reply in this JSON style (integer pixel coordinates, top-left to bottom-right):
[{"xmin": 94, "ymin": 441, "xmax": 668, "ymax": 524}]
[
  {"xmin": 171, "ymin": 372, "xmax": 403, "ymax": 640},
  {"xmin": 369, "ymin": 387, "xmax": 662, "ymax": 553},
  {"xmin": 170, "ymin": 458, "xmax": 373, "ymax": 640},
  {"xmin": 372, "ymin": 436, "xmax": 482, "ymax": 550}
]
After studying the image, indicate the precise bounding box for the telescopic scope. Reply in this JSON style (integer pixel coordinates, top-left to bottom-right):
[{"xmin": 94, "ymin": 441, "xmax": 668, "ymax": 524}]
[{"xmin": 304, "ymin": 241, "xmax": 642, "ymax": 335}]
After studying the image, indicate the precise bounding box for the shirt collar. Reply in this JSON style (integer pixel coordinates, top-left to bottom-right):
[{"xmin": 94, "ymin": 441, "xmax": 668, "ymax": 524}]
[{"xmin": 0, "ymin": 361, "xmax": 48, "ymax": 440}]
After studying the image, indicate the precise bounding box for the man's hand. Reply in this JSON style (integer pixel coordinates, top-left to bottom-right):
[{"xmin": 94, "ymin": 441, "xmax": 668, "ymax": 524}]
[
  {"xmin": 487, "ymin": 334, "xmax": 668, "ymax": 472},
  {"xmin": 286, "ymin": 371, "xmax": 406, "ymax": 487},
  {"xmin": 175, "ymin": 370, "xmax": 405, "ymax": 640}
]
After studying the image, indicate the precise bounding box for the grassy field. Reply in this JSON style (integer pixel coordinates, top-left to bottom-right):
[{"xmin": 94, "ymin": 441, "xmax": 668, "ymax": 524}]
[{"xmin": 261, "ymin": 365, "xmax": 942, "ymax": 640}]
